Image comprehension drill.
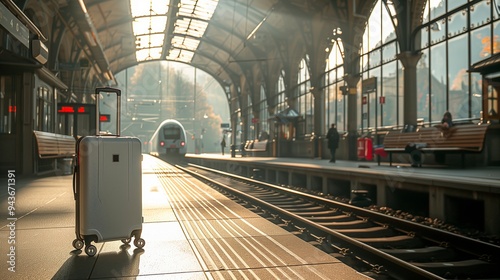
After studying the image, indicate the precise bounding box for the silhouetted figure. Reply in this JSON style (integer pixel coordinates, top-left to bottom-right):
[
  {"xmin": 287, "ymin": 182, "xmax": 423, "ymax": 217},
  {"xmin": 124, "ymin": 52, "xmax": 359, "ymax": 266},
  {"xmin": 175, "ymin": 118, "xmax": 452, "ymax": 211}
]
[
  {"xmin": 220, "ymin": 136, "xmax": 226, "ymax": 155},
  {"xmin": 326, "ymin": 124, "xmax": 340, "ymax": 163}
]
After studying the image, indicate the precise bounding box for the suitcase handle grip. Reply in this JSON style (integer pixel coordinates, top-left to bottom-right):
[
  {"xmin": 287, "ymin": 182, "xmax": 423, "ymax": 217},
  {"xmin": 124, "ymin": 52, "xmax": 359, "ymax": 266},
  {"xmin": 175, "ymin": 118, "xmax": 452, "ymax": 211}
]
[
  {"xmin": 94, "ymin": 87, "xmax": 121, "ymax": 136},
  {"xmin": 94, "ymin": 87, "xmax": 121, "ymax": 96}
]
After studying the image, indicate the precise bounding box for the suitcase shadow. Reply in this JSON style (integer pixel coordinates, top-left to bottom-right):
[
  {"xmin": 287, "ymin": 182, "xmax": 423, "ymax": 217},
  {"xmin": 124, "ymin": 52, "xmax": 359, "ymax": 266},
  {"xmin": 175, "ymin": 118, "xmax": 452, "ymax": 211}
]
[{"xmin": 51, "ymin": 244, "xmax": 144, "ymax": 279}]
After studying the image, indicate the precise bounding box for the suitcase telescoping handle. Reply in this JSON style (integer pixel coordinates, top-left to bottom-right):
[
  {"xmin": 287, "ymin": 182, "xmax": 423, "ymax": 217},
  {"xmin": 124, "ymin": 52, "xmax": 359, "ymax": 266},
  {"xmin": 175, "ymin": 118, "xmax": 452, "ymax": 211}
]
[{"xmin": 94, "ymin": 87, "xmax": 121, "ymax": 136}]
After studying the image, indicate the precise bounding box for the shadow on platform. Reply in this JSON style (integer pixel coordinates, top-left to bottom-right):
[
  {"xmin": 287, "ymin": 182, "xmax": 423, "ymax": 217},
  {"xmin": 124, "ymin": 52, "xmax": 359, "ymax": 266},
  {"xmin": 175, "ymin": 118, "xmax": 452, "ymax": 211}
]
[{"xmin": 51, "ymin": 244, "xmax": 144, "ymax": 279}]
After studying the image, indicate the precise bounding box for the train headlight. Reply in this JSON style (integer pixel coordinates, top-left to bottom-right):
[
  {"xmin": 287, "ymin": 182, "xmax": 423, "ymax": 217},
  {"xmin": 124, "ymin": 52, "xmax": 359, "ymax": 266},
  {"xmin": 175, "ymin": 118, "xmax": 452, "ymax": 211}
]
[
  {"xmin": 180, "ymin": 141, "xmax": 185, "ymax": 147},
  {"xmin": 160, "ymin": 141, "xmax": 165, "ymax": 147}
]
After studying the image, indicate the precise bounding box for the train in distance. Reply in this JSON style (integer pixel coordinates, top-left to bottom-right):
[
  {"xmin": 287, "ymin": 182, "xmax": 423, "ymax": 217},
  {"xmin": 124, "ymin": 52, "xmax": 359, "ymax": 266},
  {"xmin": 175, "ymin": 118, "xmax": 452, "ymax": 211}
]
[{"xmin": 148, "ymin": 119, "xmax": 187, "ymax": 159}]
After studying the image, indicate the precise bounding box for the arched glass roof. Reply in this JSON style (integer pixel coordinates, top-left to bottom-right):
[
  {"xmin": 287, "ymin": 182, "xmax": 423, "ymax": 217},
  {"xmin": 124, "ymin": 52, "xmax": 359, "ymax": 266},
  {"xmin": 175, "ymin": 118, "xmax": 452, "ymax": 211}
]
[{"xmin": 130, "ymin": 0, "xmax": 219, "ymax": 63}]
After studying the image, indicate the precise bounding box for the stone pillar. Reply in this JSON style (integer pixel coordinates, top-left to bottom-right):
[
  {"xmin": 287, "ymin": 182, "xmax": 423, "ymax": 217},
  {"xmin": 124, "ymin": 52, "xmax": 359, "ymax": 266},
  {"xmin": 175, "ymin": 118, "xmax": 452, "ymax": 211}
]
[
  {"xmin": 397, "ymin": 51, "xmax": 422, "ymax": 127},
  {"xmin": 22, "ymin": 72, "xmax": 34, "ymax": 175},
  {"xmin": 312, "ymin": 87, "xmax": 324, "ymax": 158},
  {"xmin": 428, "ymin": 185, "xmax": 445, "ymax": 220},
  {"xmin": 376, "ymin": 180, "xmax": 387, "ymax": 206},
  {"xmin": 484, "ymin": 195, "xmax": 500, "ymax": 235},
  {"xmin": 230, "ymin": 85, "xmax": 240, "ymax": 158},
  {"xmin": 306, "ymin": 175, "xmax": 312, "ymax": 191},
  {"xmin": 322, "ymin": 176, "xmax": 328, "ymax": 195},
  {"xmin": 345, "ymin": 74, "xmax": 361, "ymax": 160}
]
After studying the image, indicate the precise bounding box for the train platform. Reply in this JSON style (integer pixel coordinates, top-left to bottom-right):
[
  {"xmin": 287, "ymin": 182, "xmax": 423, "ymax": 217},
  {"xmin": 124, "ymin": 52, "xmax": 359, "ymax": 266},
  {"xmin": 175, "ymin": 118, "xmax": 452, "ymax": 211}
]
[
  {"xmin": 186, "ymin": 153, "xmax": 500, "ymax": 237},
  {"xmin": 0, "ymin": 155, "xmax": 370, "ymax": 279},
  {"xmin": 187, "ymin": 153, "xmax": 500, "ymax": 188}
]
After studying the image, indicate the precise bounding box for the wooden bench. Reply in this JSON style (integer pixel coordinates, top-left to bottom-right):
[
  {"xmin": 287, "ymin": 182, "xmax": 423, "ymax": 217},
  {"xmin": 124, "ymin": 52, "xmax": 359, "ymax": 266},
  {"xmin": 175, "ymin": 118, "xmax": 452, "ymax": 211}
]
[
  {"xmin": 244, "ymin": 139, "xmax": 269, "ymax": 156},
  {"xmin": 382, "ymin": 124, "xmax": 489, "ymax": 167},
  {"xmin": 33, "ymin": 131, "xmax": 76, "ymax": 174},
  {"xmin": 33, "ymin": 131, "xmax": 76, "ymax": 159}
]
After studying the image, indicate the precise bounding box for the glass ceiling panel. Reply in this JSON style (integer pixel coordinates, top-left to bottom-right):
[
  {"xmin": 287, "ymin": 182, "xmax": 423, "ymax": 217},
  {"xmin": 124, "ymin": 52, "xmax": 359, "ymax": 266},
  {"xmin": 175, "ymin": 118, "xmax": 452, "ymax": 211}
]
[
  {"xmin": 168, "ymin": 49, "xmax": 195, "ymax": 63},
  {"xmin": 171, "ymin": 36, "xmax": 200, "ymax": 50},
  {"xmin": 134, "ymin": 16, "xmax": 167, "ymax": 34},
  {"xmin": 136, "ymin": 47, "xmax": 163, "ymax": 61},
  {"xmin": 130, "ymin": 0, "xmax": 168, "ymax": 16},
  {"xmin": 130, "ymin": 0, "xmax": 169, "ymax": 61},
  {"xmin": 167, "ymin": 0, "xmax": 219, "ymax": 62},
  {"xmin": 137, "ymin": 34, "xmax": 164, "ymax": 48},
  {"xmin": 129, "ymin": 0, "xmax": 218, "ymax": 63},
  {"xmin": 177, "ymin": 50, "xmax": 195, "ymax": 63}
]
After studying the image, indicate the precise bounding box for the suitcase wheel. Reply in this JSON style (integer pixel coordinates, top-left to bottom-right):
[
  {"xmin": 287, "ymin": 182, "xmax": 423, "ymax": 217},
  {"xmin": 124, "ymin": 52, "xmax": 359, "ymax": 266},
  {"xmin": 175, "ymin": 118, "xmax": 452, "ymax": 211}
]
[
  {"xmin": 121, "ymin": 238, "xmax": 131, "ymax": 244},
  {"xmin": 72, "ymin": 239, "xmax": 84, "ymax": 250},
  {"xmin": 134, "ymin": 238, "xmax": 145, "ymax": 249},
  {"xmin": 85, "ymin": 245, "xmax": 97, "ymax": 257}
]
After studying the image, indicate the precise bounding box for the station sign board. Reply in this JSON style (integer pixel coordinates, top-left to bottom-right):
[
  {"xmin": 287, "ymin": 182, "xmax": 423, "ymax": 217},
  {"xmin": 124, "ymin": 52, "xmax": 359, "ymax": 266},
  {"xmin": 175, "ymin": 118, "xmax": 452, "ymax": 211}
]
[{"xmin": 0, "ymin": 3, "xmax": 29, "ymax": 47}]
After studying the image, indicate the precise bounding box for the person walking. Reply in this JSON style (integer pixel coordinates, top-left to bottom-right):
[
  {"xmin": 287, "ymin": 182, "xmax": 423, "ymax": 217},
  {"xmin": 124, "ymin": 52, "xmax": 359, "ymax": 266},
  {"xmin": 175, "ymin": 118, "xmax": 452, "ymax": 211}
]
[
  {"xmin": 326, "ymin": 124, "xmax": 340, "ymax": 163},
  {"xmin": 220, "ymin": 136, "xmax": 226, "ymax": 155}
]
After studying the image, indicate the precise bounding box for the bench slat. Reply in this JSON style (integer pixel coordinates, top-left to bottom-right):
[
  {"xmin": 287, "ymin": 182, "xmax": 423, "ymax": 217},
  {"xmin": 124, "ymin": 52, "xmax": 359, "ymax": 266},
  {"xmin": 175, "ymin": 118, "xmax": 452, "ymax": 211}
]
[
  {"xmin": 381, "ymin": 124, "xmax": 490, "ymax": 167},
  {"xmin": 34, "ymin": 131, "xmax": 76, "ymax": 159},
  {"xmin": 245, "ymin": 140, "xmax": 268, "ymax": 152},
  {"xmin": 383, "ymin": 124, "xmax": 488, "ymax": 151}
]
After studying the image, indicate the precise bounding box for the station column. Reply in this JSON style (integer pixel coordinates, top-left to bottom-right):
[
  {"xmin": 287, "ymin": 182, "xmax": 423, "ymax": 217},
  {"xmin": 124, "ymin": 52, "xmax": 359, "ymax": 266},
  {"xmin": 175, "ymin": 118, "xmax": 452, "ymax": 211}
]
[
  {"xmin": 345, "ymin": 74, "xmax": 360, "ymax": 160},
  {"xmin": 398, "ymin": 51, "xmax": 422, "ymax": 127}
]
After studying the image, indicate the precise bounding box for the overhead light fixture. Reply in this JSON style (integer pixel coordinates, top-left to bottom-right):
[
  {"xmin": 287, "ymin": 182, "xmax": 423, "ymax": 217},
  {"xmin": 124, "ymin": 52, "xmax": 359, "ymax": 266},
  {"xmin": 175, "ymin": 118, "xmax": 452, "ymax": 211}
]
[
  {"xmin": 78, "ymin": 0, "xmax": 88, "ymax": 14},
  {"xmin": 246, "ymin": 18, "xmax": 266, "ymax": 40},
  {"xmin": 32, "ymin": 39, "xmax": 48, "ymax": 64},
  {"xmin": 103, "ymin": 70, "xmax": 114, "ymax": 81}
]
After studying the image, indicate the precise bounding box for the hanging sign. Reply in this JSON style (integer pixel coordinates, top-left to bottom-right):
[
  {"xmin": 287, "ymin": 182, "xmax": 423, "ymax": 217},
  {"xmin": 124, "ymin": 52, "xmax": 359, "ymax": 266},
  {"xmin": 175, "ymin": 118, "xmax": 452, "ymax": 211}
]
[
  {"xmin": 362, "ymin": 77, "xmax": 377, "ymax": 94},
  {"xmin": 0, "ymin": 3, "xmax": 29, "ymax": 47}
]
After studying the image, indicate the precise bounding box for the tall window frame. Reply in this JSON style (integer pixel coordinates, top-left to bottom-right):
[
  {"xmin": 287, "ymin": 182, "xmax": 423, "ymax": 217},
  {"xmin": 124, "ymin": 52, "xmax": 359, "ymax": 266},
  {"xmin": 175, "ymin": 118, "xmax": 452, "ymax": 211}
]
[
  {"xmin": 36, "ymin": 86, "xmax": 55, "ymax": 132},
  {"xmin": 0, "ymin": 75, "xmax": 19, "ymax": 134},
  {"xmin": 415, "ymin": 0, "xmax": 499, "ymax": 124},
  {"xmin": 359, "ymin": 0, "xmax": 401, "ymax": 133}
]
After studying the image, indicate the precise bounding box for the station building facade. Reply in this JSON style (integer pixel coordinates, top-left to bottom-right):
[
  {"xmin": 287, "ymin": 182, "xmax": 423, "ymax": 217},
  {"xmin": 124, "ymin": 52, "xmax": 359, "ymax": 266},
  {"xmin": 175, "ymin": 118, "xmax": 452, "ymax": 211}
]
[{"xmin": 240, "ymin": 0, "xmax": 499, "ymax": 163}]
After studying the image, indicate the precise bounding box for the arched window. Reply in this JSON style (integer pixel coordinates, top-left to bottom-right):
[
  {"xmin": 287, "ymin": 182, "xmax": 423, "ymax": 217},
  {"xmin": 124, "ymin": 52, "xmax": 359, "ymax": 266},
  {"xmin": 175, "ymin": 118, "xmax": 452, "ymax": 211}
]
[
  {"xmin": 258, "ymin": 85, "xmax": 269, "ymax": 136},
  {"xmin": 297, "ymin": 57, "xmax": 313, "ymax": 136},
  {"xmin": 276, "ymin": 69, "xmax": 286, "ymax": 112},
  {"xmin": 324, "ymin": 39, "xmax": 346, "ymax": 132},
  {"xmin": 360, "ymin": 0, "xmax": 400, "ymax": 133}
]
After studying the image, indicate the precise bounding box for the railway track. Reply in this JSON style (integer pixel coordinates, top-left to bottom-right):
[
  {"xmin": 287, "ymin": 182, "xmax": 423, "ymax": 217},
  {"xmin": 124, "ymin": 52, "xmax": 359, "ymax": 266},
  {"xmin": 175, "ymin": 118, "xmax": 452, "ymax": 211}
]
[{"xmin": 176, "ymin": 163, "xmax": 500, "ymax": 280}]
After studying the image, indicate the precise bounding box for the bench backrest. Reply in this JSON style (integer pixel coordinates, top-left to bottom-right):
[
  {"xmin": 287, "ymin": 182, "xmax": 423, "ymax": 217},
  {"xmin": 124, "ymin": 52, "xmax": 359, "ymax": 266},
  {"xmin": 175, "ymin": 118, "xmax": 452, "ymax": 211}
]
[
  {"xmin": 383, "ymin": 124, "xmax": 489, "ymax": 151},
  {"xmin": 252, "ymin": 140, "xmax": 268, "ymax": 150},
  {"xmin": 33, "ymin": 131, "xmax": 76, "ymax": 158}
]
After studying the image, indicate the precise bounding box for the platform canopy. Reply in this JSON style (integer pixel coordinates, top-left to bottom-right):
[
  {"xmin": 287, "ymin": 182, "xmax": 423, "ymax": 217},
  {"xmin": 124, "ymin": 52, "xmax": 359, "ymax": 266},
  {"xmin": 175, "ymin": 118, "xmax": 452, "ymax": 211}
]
[{"xmin": 74, "ymin": 0, "xmax": 340, "ymax": 85}]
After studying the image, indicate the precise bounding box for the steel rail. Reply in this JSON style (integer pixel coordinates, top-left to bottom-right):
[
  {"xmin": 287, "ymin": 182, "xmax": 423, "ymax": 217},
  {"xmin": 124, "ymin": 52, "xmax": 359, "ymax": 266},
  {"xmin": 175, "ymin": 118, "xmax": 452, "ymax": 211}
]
[
  {"xmin": 178, "ymin": 163, "xmax": 448, "ymax": 280},
  {"xmin": 187, "ymin": 163, "xmax": 500, "ymax": 262}
]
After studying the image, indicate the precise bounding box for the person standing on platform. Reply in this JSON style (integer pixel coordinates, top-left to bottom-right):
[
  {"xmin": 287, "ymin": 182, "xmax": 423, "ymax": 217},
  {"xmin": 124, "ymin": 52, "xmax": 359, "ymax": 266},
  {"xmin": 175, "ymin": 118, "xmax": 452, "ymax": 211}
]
[
  {"xmin": 326, "ymin": 124, "xmax": 340, "ymax": 163},
  {"xmin": 220, "ymin": 136, "xmax": 226, "ymax": 155}
]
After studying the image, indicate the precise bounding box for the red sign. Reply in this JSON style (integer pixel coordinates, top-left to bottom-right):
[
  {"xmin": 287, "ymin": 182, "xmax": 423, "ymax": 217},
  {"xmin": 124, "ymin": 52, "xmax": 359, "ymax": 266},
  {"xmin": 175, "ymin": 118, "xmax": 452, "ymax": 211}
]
[
  {"xmin": 252, "ymin": 118, "xmax": 259, "ymax": 123},
  {"xmin": 379, "ymin": 96, "xmax": 385, "ymax": 104},
  {"xmin": 58, "ymin": 106, "xmax": 86, "ymax": 113},
  {"xmin": 99, "ymin": 114, "xmax": 110, "ymax": 122},
  {"xmin": 58, "ymin": 106, "xmax": 74, "ymax": 113},
  {"xmin": 8, "ymin": 106, "xmax": 16, "ymax": 113},
  {"xmin": 362, "ymin": 96, "xmax": 367, "ymax": 105}
]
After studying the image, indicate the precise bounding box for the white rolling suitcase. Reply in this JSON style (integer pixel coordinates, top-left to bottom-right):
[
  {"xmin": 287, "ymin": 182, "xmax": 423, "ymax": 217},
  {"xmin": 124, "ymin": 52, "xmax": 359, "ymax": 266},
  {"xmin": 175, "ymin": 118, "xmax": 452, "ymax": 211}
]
[{"xmin": 72, "ymin": 87, "xmax": 145, "ymax": 257}]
